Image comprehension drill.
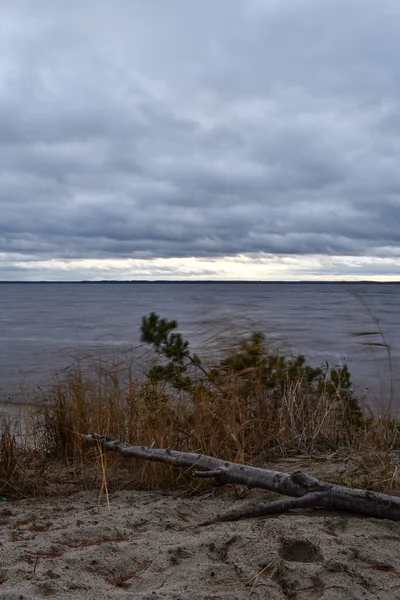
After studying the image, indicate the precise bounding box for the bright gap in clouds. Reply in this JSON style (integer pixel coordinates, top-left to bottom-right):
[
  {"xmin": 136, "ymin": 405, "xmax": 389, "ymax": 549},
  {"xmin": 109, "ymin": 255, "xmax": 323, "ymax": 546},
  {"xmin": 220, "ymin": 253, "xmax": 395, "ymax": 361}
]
[{"xmin": 1, "ymin": 254, "xmax": 399, "ymax": 282}]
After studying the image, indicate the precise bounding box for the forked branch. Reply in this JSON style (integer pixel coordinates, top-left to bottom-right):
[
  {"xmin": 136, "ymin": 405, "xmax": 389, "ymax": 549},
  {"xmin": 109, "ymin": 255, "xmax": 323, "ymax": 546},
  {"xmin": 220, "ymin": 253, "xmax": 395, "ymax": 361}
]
[{"xmin": 84, "ymin": 434, "xmax": 400, "ymax": 524}]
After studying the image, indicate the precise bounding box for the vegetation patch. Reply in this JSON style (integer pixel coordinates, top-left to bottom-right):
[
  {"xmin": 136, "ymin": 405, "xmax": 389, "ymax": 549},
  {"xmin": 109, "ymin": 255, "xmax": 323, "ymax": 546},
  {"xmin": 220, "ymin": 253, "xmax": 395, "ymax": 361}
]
[{"xmin": 1, "ymin": 313, "xmax": 399, "ymax": 498}]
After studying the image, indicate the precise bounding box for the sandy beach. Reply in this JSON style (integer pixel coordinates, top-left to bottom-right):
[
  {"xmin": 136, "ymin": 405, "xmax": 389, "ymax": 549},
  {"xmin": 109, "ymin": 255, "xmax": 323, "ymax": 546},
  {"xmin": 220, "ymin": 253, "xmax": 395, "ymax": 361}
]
[{"xmin": 1, "ymin": 481, "xmax": 400, "ymax": 600}]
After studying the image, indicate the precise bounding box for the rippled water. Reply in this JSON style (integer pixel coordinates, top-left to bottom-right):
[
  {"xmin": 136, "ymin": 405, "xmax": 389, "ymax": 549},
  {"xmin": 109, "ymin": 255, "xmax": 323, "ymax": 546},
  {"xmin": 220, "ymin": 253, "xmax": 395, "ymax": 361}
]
[{"xmin": 0, "ymin": 282, "xmax": 399, "ymax": 413}]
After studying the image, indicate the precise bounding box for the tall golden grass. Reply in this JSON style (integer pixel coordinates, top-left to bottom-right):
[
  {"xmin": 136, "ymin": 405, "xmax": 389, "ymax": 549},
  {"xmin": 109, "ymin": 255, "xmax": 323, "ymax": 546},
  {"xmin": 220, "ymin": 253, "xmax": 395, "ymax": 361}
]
[{"xmin": 1, "ymin": 331, "xmax": 399, "ymax": 499}]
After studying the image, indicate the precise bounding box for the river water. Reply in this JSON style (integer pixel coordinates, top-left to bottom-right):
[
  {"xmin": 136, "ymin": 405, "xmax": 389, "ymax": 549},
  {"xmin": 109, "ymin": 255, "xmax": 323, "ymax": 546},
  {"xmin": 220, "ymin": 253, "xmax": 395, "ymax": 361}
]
[{"xmin": 0, "ymin": 282, "xmax": 399, "ymax": 414}]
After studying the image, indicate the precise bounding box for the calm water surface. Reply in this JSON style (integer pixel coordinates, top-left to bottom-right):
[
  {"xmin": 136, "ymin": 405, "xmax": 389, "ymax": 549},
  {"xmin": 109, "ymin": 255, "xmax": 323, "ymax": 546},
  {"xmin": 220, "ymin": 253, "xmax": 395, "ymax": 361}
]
[{"xmin": 0, "ymin": 283, "xmax": 399, "ymax": 413}]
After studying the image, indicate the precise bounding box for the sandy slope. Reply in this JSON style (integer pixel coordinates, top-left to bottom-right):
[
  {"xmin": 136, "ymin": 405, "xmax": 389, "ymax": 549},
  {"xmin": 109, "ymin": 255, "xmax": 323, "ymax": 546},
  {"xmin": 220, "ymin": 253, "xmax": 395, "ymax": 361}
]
[{"xmin": 1, "ymin": 485, "xmax": 400, "ymax": 600}]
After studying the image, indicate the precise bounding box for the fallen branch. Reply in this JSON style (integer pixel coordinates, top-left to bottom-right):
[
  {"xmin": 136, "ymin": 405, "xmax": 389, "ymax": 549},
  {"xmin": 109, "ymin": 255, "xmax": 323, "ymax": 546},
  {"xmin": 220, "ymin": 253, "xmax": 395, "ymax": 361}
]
[{"xmin": 84, "ymin": 434, "xmax": 400, "ymax": 524}]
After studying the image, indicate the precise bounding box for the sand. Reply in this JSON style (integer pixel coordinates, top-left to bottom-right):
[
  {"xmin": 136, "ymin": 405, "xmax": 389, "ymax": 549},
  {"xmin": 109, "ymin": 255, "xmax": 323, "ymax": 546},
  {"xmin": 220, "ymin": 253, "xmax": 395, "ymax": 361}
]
[{"xmin": 1, "ymin": 482, "xmax": 400, "ymax": 600}]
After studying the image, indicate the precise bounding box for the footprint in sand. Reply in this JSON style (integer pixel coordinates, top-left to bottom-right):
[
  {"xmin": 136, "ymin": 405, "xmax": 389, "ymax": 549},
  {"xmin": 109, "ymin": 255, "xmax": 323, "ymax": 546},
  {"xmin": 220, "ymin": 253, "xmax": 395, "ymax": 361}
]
[
  {"xmin": 274, "ymin": 539, "xmax": 325, "ymax": 600},
  {"xmin": 279, "ymin": 538, "xmax": 323, "ymax": 564}
]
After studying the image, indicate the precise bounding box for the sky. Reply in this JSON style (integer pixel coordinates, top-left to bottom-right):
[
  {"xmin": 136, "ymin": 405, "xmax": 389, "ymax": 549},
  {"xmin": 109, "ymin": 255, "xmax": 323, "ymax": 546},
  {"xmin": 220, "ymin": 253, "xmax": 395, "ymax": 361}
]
[{"xmin": 1, "ymin": 0, "xmax": 400, "ymax": 281}]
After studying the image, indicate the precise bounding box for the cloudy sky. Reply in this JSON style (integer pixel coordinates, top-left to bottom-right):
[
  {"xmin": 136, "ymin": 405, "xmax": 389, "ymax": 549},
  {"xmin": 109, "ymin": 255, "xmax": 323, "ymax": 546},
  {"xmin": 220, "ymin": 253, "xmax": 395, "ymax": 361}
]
[{"xmin": 1, "ymin": 0, "xmax": 400, "ymax": 281}]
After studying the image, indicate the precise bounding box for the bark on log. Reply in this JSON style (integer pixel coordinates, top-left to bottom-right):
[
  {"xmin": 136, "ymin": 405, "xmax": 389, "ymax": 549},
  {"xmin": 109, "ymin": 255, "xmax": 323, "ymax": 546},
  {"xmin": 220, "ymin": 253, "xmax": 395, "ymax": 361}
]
[{"xmin": 84, "ymin": 433, "xmax": 400, "ymax": 524}]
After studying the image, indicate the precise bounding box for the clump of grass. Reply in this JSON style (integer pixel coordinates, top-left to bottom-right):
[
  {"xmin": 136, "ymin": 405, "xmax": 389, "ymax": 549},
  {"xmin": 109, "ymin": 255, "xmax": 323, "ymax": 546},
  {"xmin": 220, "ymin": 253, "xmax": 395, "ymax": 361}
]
[
  {"xmin": 1, "ymin": 313, "xmax": 399, "ymax": 498},
  {"xmin": 0, "ymin": 415, "xmax": 46, "ymax": 498},
  {"xmin": 0, "ymin": 419, "xmax": 18, "ymax": 484}
]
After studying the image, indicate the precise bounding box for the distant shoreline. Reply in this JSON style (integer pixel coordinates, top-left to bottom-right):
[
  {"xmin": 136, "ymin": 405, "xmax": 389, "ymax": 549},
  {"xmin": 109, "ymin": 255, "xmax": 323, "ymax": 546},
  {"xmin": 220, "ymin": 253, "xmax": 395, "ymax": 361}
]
[{"xmin": 0, "ymin": 280, "xmax": 399, "ymax": 285}]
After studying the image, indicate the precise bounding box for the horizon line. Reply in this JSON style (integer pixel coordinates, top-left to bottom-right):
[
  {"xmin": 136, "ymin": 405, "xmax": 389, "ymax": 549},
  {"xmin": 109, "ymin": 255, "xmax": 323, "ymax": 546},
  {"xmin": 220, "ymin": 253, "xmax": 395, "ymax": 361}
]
[{"xmin": 0, "ymin": 279, "xmax": 399, "ymax": 284}]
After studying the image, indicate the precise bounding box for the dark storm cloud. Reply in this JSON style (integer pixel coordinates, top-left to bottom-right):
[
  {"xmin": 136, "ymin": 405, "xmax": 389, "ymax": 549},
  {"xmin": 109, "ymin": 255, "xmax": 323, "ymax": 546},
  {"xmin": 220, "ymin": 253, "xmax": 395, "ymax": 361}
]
[{"xmin": 1, "ymin": 0, "xmax": 400, "ymax": 276}]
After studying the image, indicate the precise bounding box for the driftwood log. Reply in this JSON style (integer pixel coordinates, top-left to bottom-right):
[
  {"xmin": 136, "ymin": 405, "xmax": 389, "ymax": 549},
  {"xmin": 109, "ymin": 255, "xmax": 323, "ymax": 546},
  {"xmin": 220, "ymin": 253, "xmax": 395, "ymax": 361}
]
[{"xmin": 84, "ymin": 433, "xmax": 400, "ymax": 525}]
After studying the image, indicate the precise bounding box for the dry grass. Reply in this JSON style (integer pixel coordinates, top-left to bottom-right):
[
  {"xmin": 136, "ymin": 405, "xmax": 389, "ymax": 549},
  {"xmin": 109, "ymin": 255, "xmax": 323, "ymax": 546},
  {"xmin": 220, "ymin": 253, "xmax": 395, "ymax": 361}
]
[{"xmin": 1, "ymin": 341, "xmax": 399, "ymax": 500}]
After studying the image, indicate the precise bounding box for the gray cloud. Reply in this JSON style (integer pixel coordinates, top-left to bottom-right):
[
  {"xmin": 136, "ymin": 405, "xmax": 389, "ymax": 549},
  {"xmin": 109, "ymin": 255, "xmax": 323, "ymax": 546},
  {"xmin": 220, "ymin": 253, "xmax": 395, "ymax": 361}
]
[{"xmin": 1, "ymin": 0, "xmax": 400, "ymax": 279}]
